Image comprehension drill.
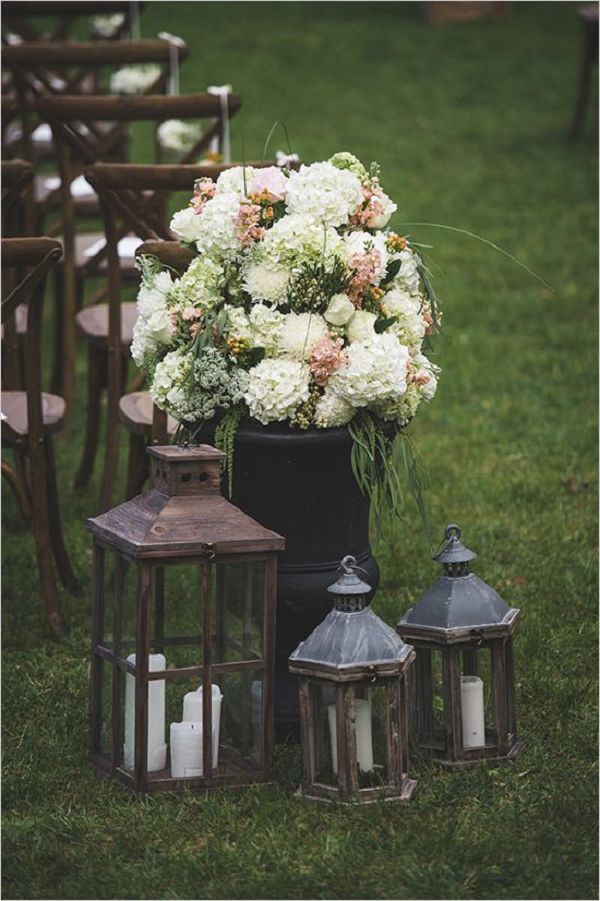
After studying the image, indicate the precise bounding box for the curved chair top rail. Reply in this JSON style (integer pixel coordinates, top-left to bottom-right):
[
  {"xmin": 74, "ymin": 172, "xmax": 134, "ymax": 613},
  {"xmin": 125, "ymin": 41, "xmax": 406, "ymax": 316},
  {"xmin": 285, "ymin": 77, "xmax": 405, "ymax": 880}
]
[
  {"xmin": 2, "ymin": 158, "xmax": 35, "ymax": 188},
  {"xmin": 84, "ymin": 159, "xmax": 297, "ymax": 191},
  {"xmin": 3, "ymin": 1, "xmax": 147, "ymax": 16},
  {"xmin": 1, "ymin": 237, "xmax": 63, "ymax": 270},
  {"xmin": 36, "ymin": 92, "xmax": 241, "ymax": 122},
  {"xmin": 135, "ymin": 240, "xmax": 196, "ymax": 276},
  {"xmin": 3, "ymin": 38, "xmax": 188, "ymax": 67}
]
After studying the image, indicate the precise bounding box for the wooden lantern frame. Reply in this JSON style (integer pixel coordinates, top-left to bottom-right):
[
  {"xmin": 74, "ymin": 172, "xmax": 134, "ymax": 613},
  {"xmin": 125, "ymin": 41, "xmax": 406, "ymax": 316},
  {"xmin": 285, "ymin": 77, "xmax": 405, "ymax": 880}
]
[{"xmin": 87, "ymin": 445, "xmax": 284, "ymax": 795}]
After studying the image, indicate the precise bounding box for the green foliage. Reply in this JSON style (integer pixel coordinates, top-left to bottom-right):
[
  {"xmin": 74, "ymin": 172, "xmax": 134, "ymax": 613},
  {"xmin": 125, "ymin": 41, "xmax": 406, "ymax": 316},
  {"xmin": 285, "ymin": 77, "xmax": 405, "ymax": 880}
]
[
  {"xmin": 214, "ymin": 408, "xmax": 243, "ymax": 497},
  {"xmin": 2, "ymin": 3, "xmax": 598, "ymax": 900},
  {"xmin": 287, "ymin": 257, "xmax": 352, "ymax": 314}
]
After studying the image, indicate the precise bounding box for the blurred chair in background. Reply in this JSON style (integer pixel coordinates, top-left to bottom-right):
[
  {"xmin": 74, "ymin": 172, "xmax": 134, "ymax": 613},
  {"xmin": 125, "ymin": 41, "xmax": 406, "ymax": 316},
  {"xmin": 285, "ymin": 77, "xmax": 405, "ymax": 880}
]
[{"xmin": 570, "ymin": 4, "xmax": 598, "ymax": 142}]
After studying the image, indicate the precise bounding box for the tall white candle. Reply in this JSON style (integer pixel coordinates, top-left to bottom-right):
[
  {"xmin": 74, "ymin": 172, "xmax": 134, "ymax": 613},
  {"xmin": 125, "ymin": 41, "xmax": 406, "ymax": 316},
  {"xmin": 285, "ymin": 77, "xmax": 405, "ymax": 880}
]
[
  {"xmin": 460, "ymin": 675, "xmax": 486, "ymax": 749},
  {"xmin": 328, "ymin": 696, "xmax": 374, "ymax": 774},
  {"xmin": 123, "ymin": 653, "xmax": 167, "ymax": 772},
  {"xmin": 182, "ymin": 684, "xmax": 222, "ymax": 767}
]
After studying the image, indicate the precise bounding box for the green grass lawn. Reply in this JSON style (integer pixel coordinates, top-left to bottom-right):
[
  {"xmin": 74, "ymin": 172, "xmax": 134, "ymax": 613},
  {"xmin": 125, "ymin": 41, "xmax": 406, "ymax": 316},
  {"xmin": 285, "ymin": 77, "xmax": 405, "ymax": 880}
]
[{"xmin": 2, "ymin": 2, "xmax": 598, "ymax": 898}]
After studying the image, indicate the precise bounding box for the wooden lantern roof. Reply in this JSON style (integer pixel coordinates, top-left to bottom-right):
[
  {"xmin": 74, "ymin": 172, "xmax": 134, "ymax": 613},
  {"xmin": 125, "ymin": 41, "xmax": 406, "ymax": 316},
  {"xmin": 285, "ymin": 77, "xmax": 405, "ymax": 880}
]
[{"xmin": 87, "ymin": 445, "xmax": 285, "ymax": 560}]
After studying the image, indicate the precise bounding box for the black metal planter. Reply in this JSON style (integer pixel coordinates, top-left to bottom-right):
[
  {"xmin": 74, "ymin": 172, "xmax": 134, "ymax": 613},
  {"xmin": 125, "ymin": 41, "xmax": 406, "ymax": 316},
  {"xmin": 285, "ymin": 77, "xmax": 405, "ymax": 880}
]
[{"xmin": 197, "ymin": 420, "xmax": 380, "ymax": 736}]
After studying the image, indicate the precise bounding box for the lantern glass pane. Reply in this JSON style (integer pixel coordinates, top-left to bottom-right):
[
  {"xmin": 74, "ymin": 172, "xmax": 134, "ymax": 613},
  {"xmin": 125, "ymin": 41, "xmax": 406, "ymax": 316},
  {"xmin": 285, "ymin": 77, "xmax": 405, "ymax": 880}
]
[
  {"xmin": 431, "ymin": 649, "xmax": 445, "ymax": 747},
  {"xmin": 215, "ymin": 669, "xmax": 264, "ymax": 769},
  {"xmin": 211, "ymin": 561, "xmax": 265, "ymax": 664},
  {"xmin": 314, "ymin": 683, "xmax": 336, "ymax": 785},
  {"xmin": 367, "ymin": 685, "xmax": 387, "ymax": 787},
  {"xmin": 159, "ymin": 563, "xmax": 204, "ymax": 669},
  {"xmin": 100, "ymin": 556, "xmax": 146, "ymax": 655}
]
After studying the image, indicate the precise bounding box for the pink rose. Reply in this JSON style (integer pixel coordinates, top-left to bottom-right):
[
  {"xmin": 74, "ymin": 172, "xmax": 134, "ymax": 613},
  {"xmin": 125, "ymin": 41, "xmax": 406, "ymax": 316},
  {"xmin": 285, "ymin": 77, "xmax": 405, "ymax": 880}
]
[{"xmin": 249, "ymin": 166, "xmax": 289, "ymax": 202}]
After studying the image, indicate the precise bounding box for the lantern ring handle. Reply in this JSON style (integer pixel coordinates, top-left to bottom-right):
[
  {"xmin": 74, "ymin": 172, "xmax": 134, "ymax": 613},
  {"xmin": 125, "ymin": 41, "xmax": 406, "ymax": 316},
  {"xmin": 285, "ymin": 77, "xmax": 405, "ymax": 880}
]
[
  {"xmin": 444, "ymin": 523, "xmax": 462, "ymax": 540},
  {"xmin": 338, "ymin": 555, "xmax": 369, "ymax": 580},
  {"xmin": 201, "ymin": 542, "xmax": 216, "ymax": 560}
]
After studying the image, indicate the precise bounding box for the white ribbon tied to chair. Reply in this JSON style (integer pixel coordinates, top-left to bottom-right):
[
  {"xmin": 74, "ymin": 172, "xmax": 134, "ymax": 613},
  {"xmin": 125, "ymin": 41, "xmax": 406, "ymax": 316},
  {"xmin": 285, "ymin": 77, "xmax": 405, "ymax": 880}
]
[
  {"xmin": 158, "ymin": 31, "xmax": 186, "ymax": 96},
  {"xmin": 207, "ymin": 84, "xmax": 232, "ymax": 163}
]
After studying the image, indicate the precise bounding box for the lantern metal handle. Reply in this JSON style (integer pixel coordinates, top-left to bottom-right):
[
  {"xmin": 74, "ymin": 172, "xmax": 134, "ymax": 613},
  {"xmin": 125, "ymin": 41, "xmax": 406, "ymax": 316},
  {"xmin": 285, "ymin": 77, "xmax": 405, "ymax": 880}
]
[
  {"xmin": 338, "ymin": 554, "xmax": 369, "ymax": 580},
  {"xmin": 445, "ymin": 523, "xmax": 462, "ymax": 540}
]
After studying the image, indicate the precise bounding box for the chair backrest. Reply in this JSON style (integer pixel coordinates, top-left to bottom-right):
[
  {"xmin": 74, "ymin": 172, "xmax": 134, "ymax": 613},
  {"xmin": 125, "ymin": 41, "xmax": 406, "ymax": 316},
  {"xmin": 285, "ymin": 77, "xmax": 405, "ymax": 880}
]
[
  {"xmin": 4, "ymin": 39, "xmax": 187, "ymax": 164},
  {"xmin": 1, "ymin": 159, "xmax": 35, "ymax": 233},
  {"xmin": 1, "ymin": 238, "xmax": 63, "ymax": 444}
]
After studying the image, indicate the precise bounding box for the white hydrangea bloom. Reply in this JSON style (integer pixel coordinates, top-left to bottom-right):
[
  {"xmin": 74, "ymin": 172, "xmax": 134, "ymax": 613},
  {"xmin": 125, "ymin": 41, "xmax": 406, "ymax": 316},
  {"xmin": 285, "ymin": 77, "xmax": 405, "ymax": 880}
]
[
  {"xmin": 215, "ymin": 166, "xmax": 257, "ymax": 195},
  {"xmin": 328, "ymin": 333, "xmax": 409, "ymax": 408},
  {"xmin": 226, "ymin": 306, "xmax": 252, "ymax": 342},
  {"xmin": 137, "ymin": 270, "xmax": 175, "ymax": 317},
  {"xmin": 150, "ymin": 349, "xmax": 192, "ymax": 411},
  {"xmin": 286, "ymin": 162, "xmax": 363, "ymax": 227},
  {"xmin": 314, "ymin": 389, "xmax": 354, "ymax": 428},
  {"xmin": 244, "ymin": 359, "xmax": 310, "ymax": 424},
  {"xmin": 392, "ymin": 247, "xmax": 421, "ymax": 295},
  {"xmin": 382, "ymin": 287, "xmax": 426, "ymax": 348},
  {"xmin": 345, "ymin": 230, "xmax": 389, "ymax": 279},
  {"xmin": 157, "ymin": 119, "xmax": 203, "ymax": 153},
  {"xmin": 346, "ymin": 310, "xmax": 377, "ymax": 343},
  {"xmin": 242, "ymin": 261, "xmax": 290, "ymax": 305},
  {"xmin": 171, "ymin": 255, "xmax": 225, "ymax": 311},
  {"xmin": 247, "ymin": 304, "xmax": 285, "ymax": 353},
  {"xmin": 279, "ymin": 312, "xmax": 328, "ymax": 361},
  {"xmin": 193, "ymin": 193, "xmax": 242, "ymax": 260},
  {"xmin": 258, "ymin": 213, "xmax": 346, "ymax": 267},
  {"xmin": 170, "ymin": 207, "xmax": 204, "ymax": 243},
  {"xmin": 110, "ymin": 64, "xmax": 161, "ymax": 95}
]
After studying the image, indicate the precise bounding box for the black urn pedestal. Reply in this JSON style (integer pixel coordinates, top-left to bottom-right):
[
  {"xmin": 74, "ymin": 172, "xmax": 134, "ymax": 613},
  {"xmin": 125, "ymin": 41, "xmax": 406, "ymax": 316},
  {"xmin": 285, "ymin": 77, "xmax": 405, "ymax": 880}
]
[{"xmin": 226, "ymin": 422, "xmax": 379, "ymax": 739}]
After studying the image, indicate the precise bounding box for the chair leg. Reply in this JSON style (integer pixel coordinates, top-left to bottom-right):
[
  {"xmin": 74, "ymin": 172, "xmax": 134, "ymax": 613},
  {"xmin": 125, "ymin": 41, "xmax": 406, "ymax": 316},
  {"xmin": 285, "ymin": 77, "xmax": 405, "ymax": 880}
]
[
  {"xmin": 27, "ymin": 446, "xmax": 65, "ymax": 639},
  {"xmin": 50, "ymin": 266, "xmax": 65, "ymax": 397},
  {"xmin": 1, "ymin": 457, "xmax": 32, "ymax": 520},
  {"xmin": 74, "ymin": 344, "xmax": 104, "ymax": 491},
  {"xmin": 126, "ymin": 433, "xmax": 148, "ymax": 499},
  {"xmin": 99, "ymin": 349, "xmax": 124, "ymax": 513},
  {"xmin": 571, "ymin": 52, "xmax": 592, "ymax": 139},
  {"xmin": 45, "ymin": 436, "xmax": 80, "ymax": 596}
]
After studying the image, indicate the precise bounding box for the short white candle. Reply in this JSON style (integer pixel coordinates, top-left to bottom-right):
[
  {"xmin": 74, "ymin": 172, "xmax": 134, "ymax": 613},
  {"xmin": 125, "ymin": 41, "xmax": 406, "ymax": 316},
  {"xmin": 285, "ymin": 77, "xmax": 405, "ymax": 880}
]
[
  {"xmin": 123, "ymin": 653, "xmax": 167, "ymax": 772},
  {"xmin": 182, "ymin": 684, "xmax": 222, "ymax": 767},
  {"xmin": 170, "ymin": 722, "xmax": 203, "ymax": 778},
  {"xmin": 460, "ymin": 675, "xmax": 486, "ymax": 749},
  {"xmin": 328, "ymin": 696, "xmax": 374, "ymax": 774}
]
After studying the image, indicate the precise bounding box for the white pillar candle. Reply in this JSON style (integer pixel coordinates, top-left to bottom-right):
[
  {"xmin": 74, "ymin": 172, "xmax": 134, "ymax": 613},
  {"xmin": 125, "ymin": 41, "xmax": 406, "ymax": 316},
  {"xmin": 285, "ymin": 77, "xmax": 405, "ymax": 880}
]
[
  {"xmin": 123, "ymin": 653, "xmax": 167, "ymax": 772},
  {"xmin": 460, "ymin": 675, "xmax": 486, "ymax": 749},
  {"xmin": 328, "ymin": 696, "xmax": 374, "ymax": 774},
  {"xmin": 170, "ymin": 722, "xmax": 203, "ymax": 778},
  {"xmin": 181, "ymin": 684, "xmax": 222, "ymax": 767}
]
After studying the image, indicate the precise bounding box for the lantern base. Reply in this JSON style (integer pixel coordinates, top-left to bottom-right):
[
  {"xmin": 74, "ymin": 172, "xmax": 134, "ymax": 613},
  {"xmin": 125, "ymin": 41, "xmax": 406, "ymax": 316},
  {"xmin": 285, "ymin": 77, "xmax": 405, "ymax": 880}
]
[
  {"xmin": 293, "ymin": 778, "xmax": 417, "ymax": 805},
  {"xmin": 433, "ymin": 737, "xmax": 525, "ymax": 769}
]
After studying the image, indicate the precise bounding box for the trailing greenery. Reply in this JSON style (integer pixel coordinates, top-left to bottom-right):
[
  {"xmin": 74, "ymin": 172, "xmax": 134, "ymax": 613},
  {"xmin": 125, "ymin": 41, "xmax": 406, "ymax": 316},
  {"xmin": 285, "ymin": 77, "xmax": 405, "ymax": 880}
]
[
  {"xmin": 214, "ymin": 408, "xmax": 243, "ymax": 497},
  {"xmin": 2, "ymin": 4, "xmax": 597, "ymax": 900}
]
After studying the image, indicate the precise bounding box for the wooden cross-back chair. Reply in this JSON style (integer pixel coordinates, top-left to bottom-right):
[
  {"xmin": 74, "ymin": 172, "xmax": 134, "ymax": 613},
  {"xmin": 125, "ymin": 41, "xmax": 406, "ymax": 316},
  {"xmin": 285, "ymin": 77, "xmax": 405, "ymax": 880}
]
[
  {"xmin": 1, "ymin": 238, "xmax": 79, "ymax": 638},
  {"xmin": 34, "ymin": 93, "xmax": 242, "ymax": 414},
  {"xmin": 1, "ymin": 160, "xmax": 36, "ymax": 390},
  {"xmin": 4, "ymin": 39, "xmax": 187, "ymax": 227},
  {"xmin": 77, "ymin": 157, "xmax": 289, "ymax": 511}
]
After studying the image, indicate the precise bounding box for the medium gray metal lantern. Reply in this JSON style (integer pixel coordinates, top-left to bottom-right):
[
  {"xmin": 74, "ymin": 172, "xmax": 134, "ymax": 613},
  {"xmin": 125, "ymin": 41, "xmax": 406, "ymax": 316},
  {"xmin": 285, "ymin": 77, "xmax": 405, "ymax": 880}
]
[
  {"xmin": 289, "ymin": 556, "xmax": 417, "ymax": 804},
  {"xmin": 86, "ymin": 445, "xmax": 284, "ymax": 795},
  {"xmin": 397, "ymin": 523, "xmax": 525, "ymax": 768}
]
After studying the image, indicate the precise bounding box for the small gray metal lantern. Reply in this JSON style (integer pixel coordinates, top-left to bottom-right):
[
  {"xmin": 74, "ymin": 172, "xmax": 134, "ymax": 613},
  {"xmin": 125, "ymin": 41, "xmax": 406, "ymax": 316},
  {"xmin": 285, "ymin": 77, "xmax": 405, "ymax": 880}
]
[
  {"xmin": 289, "ymin": 556, "xmax": 417, "ymax": 804},
  {"xmin": 397, "ymin": 524, "xmax": 525, "ymax": 768}
]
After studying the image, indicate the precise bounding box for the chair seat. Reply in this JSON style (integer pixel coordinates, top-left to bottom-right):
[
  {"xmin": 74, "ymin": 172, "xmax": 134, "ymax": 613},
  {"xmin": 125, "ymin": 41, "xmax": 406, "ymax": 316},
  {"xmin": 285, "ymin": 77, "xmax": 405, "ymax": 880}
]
[
  {"xmin": 34, "ymin": 174, "xmax": 100, "ymax": 216},
  {"xmin": 76, "ymin": 301, "xmax": 139, "ymax": 346},
  {"xmin": 53, "ymin": 232, "xmax": 141, "ymax": 274},
  {"xmin": 119, "ymin": 391, "xmax": 178, "ymax": 437},
  {"xmin": 1, "ymin": 391, "xmax": 66, "ymax": 439}
]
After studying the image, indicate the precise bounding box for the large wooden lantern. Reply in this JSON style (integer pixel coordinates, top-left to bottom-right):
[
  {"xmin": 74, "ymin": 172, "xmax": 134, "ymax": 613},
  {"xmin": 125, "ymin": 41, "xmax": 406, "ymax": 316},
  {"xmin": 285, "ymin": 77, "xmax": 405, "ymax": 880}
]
[
  {"xmin": 397, "ymin": 523, "xmax": 524, "ymax": 768},
  {"xmin": 289, "ymin": 556, "xmax": 417, "ymax": 804},
  {"xmin": 87, "ymin": 445, "xmax": 284, "ymax": 794}
]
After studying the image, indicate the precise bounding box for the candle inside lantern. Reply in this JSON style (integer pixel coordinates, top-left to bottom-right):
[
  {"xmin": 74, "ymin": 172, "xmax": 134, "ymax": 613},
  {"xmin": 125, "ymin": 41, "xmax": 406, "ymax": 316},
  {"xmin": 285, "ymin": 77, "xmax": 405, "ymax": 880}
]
[
  {"xmin": 123, "ymin": 653, "xmax": 167, "ymax": 772},
  {"xmin": 170, "ymin": 722, "xmax": 204, "ymax": 778},
  {"xmin": 328, "ymin": 696, "xmax": 374, "ymax": 774},
  {"xmin": 460, "ymin": 675, "xmax": 486, "ymax": 748},
  {"xmin": 181, "ymin": 683, "xmax": 223, "ymax": 767}
]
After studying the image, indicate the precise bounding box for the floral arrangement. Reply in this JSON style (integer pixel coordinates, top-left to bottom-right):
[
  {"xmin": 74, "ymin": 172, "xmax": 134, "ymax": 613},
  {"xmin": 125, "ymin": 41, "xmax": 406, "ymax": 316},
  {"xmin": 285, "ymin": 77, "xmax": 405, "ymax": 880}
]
[
  {"xmin": 133, "ymin": 152, "xmax": 441, "ymax": 508},
  {"xmin": 110, "ymin": 64, "xmax": 162, "ymax": 95},
  {"xmin": 89, "ymin": 13, "xmax": 125, "ymax": 38}
]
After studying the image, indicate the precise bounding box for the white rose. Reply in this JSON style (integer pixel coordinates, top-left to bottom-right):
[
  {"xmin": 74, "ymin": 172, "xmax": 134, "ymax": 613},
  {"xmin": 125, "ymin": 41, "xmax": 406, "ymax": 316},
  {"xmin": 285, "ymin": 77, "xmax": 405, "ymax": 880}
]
[
  {"xmin": 324, "ymin": 293, "xmax": 355, "ymax": 326},
  {"xmin": 279, "ymin": 312, "xmax": 328, "ymax": 360},
  {"xmin": 170, "ymin": 207, "xmax": 203, "ymax": 243},
  {"xmin": 369, "ymin": 191, "xmax": 396, "ymax": 228},
  {"xmin": 346, "ymin": 310, "xmax": 377, "ymax": 343}
]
